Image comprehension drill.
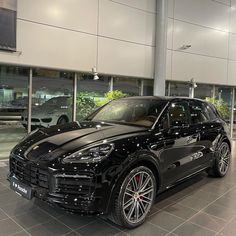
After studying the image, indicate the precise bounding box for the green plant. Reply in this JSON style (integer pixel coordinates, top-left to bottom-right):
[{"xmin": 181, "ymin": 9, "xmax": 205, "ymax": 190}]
[
  {"xmin": 76, "ymin": 92, "xmax": 97, "ymax": 120},
  {"xmin": 206, "ymin": 97, "xmax": 230, "ymax": 120},
  {"xmin": 96, "ymin": 90, "xmax": 127, "ymax": 107}
]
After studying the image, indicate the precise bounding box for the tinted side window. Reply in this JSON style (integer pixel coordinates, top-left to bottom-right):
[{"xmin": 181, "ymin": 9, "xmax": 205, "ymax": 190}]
[
  {"xmin": 189, "ymin": 101, "xmax": 209, "ymax": 124},
  {"xmin": 205, "ymin": 104, "xmax": 217, "ymax": 120},
  {"xmin": 169, "ymin": 101, "xmax": 189, "ymax": 127}
]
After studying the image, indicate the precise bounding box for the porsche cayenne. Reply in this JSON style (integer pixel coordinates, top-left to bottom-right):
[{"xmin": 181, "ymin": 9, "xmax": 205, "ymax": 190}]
[{"xmin": 8, "ymin": 97, "xmax": 231, "ymax": 228}]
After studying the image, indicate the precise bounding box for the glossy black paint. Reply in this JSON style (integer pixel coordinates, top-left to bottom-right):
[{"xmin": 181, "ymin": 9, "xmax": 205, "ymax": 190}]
[{"xmin": 8, "ymin": 97, "xmax": 231, "ymax": 215}]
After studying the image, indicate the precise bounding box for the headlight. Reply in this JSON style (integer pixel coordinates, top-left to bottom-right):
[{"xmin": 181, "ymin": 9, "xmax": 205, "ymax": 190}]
[{"xmin": 63, "ymin": 143, "xmax": 114, "ymax": 163}]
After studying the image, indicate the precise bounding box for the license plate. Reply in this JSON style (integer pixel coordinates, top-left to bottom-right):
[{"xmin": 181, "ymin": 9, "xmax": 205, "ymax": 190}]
[{"xmin": 10, "ymin": 177, "xmax": 33, "ymax": 200}]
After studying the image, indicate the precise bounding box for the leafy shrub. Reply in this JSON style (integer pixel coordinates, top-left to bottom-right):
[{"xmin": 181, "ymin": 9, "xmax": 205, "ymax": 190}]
[
  {"xmin": 206, "ymin": 97, "xmax": 230, "ymax": 120},
  {"xmin": 76, "ymin": 92, "xmax": 97, "ymax": 120},
  {"xmin": 96, "ymin": 90, "xmax": 126, "ymax": 107}
]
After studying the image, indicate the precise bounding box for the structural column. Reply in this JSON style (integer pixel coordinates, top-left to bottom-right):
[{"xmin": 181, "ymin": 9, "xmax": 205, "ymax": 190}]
[
  {"xmin": 72, "ymin": 73, "xmax": 78, "ymax": 122},
  {"xmin": 153, "ymin": 0, "xmax": 168, "ymax": 96},
  {"xmin": 230, "ymin": 88, "xmax": 235, "ymax": 139},
  {"xmin": 27, "ymin": 68, "xmax": 32, "ymax": 133}
]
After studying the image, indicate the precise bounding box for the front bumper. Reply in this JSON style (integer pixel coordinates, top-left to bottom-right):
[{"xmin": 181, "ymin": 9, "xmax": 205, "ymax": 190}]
[
  {"xmin": 21, "ymin": 117, "xmax": 53, "ymax": 128},
  {"xmin": 9, "ymin": 155, "xmax": 107, "ymax": 214}
]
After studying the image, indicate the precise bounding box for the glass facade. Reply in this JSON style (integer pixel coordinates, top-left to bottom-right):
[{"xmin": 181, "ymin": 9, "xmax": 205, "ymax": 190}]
[
  {"xmin": 0, "ymin": 64, "xmax": 146, "ymax": 159},
  {"xmin": 194, "ymin": 84, "xmax": 213, "ymax": 99},
  {"xmin": 114, "ymin": 77, "xmax": 141, "ymax": 96},
  {"xmin": 169, "ymin": 82, "xmax": 189, "ymax": 97},
  {"xmin": 143, "ymin": 79, "xmax": 153, "ymax": 96},
  {"xmin": 2, "ymin": 62, "xmax": 236, "ymax": 160},
  {"xmin": 76, "ymin": 74, "xmax": 110, "ymax": 121},
  {"xmin": 0, "ymin": 65, "xmax": 28, "ymax": 159},
  {"xmin": 28, "ymin": 69, "xmax": 74, "ymax": 128}
]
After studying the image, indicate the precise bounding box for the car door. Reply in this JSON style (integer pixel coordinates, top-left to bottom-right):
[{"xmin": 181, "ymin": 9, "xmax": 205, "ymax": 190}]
[
  {"xmin": 187, "ymin": 100, "xmax": 213, "ymax": 171},
  {"xmin": 158, "ymin": 100, "xmax": 198, "ymax": 186},
  {"xmin": 189, "ymin": 101, "xmax": 221, "ymax": 168}
]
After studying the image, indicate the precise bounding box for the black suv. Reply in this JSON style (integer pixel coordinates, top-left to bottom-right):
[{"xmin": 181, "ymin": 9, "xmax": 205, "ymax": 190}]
[{"xmin": 8, "ymin": 97, "xmax": 231, "ymax": 228}]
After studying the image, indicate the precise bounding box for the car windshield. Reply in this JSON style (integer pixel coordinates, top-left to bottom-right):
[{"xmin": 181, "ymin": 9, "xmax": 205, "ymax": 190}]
[
  {"xmin": 43, "ymin": 97, "xmax": 69, "ymax": 107},
  {"xmin": 87, "ymin": 99, "xmax": 167, "ymax": 128}
]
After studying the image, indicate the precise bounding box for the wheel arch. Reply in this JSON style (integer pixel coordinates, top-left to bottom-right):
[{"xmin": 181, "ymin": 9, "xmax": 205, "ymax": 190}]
[
  {"xmin": 57, "ymin": 115, "xmax": 69, "ymax": 124},
  {"xmin": 106, "ymin": 153, "xmax": 161, "ymax": 214},
  {"xmin": 220, "ymin": 135, "xmax": 231, "ymax": 152}
]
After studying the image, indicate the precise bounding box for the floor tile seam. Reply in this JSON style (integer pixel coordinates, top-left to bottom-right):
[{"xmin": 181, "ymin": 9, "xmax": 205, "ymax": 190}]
[
  {"xmin": 69, "ymin": 218, "xmax": 99, "ymax": 232},
  {"xmin": 36, "ymin": 206, "xmax": 77, "ymax": 234},
  {"xmin": 188, "ymin": 221, "xmax": 219, "ymax": 234},
  {"xmin": 214, "ymin": 214, "xmax": 236, "ymax": 235},
  {"xmin": 0, "ymin": 179, "xmax": 11, "ymax": 189},
  {"xmin": 165, "ymin": 233, "xmax": 178, "ymax": 236},
  {"xmin": 147, "ymin": 221, "xmax": 171, "ymax": 233},
  {"xmin": 6, "ymin": 206, "xmax": 41, "ymax": 218},
  {"xmin": 151, "ymin": 207, "xmax": 224, "ymax": 233},
  {"xmin": 196, "ymin": 187, "xmax": 232, "ymax": 196},
  {"xmin": 164, "ymin": 181, "xmax": 236, "ymax": 234},
  {"xmin": 9, "ymin": 230, "xmax": 31, "ymax": 236},
  {"xmin": 0, "ymin": 206, "xmax": 32, "ymax": 236},
  {"xmin": 102, "ymin": 219, "xmax": 130, "ymax": 234},
  {"xmin": 18, "ymin": 217, "xmax": 54, "ymax": 231},
  {"xmin": 0, "ymin": 216, "xmax": 10, "ymax": 222},
  {"xmin": 62, "ymin": 230, "xmax": 82, "ymax": 236}
]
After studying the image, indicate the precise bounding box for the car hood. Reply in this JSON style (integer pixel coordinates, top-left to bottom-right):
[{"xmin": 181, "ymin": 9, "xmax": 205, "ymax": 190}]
[
  {"xmin": 13, "ymin": 121, "xmax": 148, "ymax": 161},
  {"xmin": 22, "ymin": 105, "xmax": 64, "ymax": 117}
]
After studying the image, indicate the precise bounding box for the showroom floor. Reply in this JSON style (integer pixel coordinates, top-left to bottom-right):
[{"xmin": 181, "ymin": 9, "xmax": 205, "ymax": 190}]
[{"xmin": 0, "ymin": 144, "xmax": 236, "ymax": 236}]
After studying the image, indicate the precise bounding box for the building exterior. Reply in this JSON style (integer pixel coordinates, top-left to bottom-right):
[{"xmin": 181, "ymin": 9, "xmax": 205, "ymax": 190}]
[{"xmin": 1, "ymin": 0, "xmax": 236, "ymax": 137}]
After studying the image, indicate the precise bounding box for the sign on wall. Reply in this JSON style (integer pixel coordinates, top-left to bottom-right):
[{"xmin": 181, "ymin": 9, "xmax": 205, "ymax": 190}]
[{"xmin": 0, "ymin": 0, "xmax": 17, "ymax": 51}]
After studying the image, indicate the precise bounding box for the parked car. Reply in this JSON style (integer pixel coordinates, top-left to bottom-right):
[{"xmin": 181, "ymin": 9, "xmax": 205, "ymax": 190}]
[
  {"xmin": 21, "ymin": 96, "xmax": 71, "ymax": 128},
  {"xmin": 9, "ymin": 97, "xmax": 231, "ymax": 228}
]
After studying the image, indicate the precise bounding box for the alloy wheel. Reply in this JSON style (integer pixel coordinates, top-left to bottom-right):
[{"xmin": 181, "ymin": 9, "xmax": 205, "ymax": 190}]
[
  {"xmin": 218, "ymin": 143, "xmax": 230, "ymax": 175},
  {"xmin": 122, "ymin": 170, "xmax": 154, "ymax": 224}
]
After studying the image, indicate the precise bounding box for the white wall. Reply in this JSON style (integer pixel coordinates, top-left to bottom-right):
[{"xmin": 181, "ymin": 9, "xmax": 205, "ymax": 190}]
[
  {"xmin": 167, "ymin": 0, "xmax": 236, "ymax": 86},
  {"xmin": 0, "ymin": 0, "xmax": 156, "ymax": 78}
]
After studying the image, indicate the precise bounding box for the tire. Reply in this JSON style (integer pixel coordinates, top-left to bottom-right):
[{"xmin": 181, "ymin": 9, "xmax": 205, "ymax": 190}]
[
  {"xmin": 109, "ymin": 166, "xmax": 156, "ymax": 228},
  {"xmin": 209, "ymin": 142, "xmax": 231, "ymax": 177},
  {"xmin": 57, "ymin": 116, "xmax": 68, "ymax": 125}
]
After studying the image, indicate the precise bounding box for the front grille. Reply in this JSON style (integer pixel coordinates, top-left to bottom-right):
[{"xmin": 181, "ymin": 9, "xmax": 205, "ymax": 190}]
[
  {"xmin": 55, "ymin": 173, "xmax": 95, "ymax": 196},
  {"xmin": 10, "ymin": 155, "xmax": 49, "ymax": 189}
]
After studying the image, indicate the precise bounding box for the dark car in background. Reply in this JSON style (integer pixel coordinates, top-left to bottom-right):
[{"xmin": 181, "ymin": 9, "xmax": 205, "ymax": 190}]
[{"xmin": 8, "ymin": 97, "xmax": 231, "ymax": 228}]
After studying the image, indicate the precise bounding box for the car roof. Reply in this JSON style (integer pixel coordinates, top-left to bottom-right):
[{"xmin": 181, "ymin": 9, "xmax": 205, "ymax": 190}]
[{"xmin": 120, "ymin": 96, "xmax": 208, "ymax": 103}]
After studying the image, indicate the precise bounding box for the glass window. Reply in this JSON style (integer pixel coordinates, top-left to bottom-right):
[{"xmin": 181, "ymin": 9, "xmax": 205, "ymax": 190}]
[
  {"xmin": 30, "ymin": 68, "xmax": 73, "ymax": 128},
  {"xmin": 143, "ymin": 79, "xmax": 153, "ymax": 96},
  {"xmin": 169, "ymin": 82, "xmax": 189, "ymax": 97},
  {"xmin": 87, "ymin": 99, "xmax": 166, "ymax": 128},
  {"xmin": 78, "ymin": 74, "xmax": 110, "ymax": 95},
  {"xmin": 169, "ymin": 101, "xmax": 189, "ymax": 127},
  {"xmin": 189, "ymin": 101, "xmax": 209, "ymax": 124},
  {"xmin": 205, "ymin": 103, "xmax": 217, "ymax": 121},
  {"xmin": 113, "ymin": 77, "xmax": 141, "ymax": 96},
  {"xmin": 165, "ymin": 81, "xmax": 170, "ymax": 96},
  {"xmin": 0, "ymin": 65, "xmax": 28, "ymax": 154},
  {"xmin": 194, "ymin": 84, "xmax": 213, "ymax": 100},
  {"xmin": 77, "ymin": 74, "xmax": 110, "ymax": 121},
  {"xmin": 215, "ymin": 86, "xmax": 232, "ymax": 123}
]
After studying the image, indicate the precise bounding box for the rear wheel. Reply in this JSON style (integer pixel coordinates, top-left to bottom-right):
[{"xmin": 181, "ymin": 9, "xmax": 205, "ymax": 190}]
[
  {"xmin": 209, "ymin": 142, "xmax": 231, "ymax": 177},
  {"xmin": 110, "ymin": 166, "xmax": 156, "ymax": 228}
]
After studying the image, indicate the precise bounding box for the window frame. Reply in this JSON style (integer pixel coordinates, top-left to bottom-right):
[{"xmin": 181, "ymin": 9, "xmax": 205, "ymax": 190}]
[
  {"xmin": 158, "ymin": 100, "xmax": 191, "ymax": 130},
  {"xmin": 189, "ymin": 100, "xmax": 211, "ymax": 125}
]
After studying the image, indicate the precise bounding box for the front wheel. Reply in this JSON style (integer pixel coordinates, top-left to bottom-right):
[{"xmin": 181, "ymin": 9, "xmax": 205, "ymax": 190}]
[
  {"xmin": 209, "ymin": 142, "xmax": 231, "ymax": 177},
  {"xmin": 57, "ymin": 116, "xmax": 68, "ymax": 125},
  {"xmin": 110, "ymin": 166, "xmax": 156, "ymax": 228}
]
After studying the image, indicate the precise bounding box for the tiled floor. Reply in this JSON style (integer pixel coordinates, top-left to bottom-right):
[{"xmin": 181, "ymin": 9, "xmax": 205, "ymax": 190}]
[{"xmin": 1, "ymin": 143, "xmax": 236, "ymax": 236}]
